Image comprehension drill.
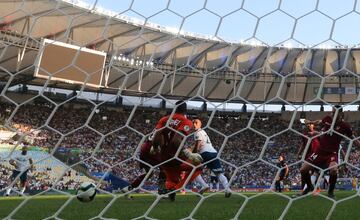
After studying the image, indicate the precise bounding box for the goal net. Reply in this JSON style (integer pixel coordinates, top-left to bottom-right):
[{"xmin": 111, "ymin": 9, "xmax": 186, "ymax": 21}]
[{"xmin": 0, "ymin": 0, "xmax": 360, "ymax": 219}]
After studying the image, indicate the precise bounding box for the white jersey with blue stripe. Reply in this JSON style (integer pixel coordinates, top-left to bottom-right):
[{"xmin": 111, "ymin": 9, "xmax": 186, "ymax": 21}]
[{"xmin": 194, "ymin": 129, "xmax": 217, "ymax": 154}]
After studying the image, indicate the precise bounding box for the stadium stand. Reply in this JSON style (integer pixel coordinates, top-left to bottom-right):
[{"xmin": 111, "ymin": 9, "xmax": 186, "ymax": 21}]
[{"xmin": 1, "ymin": 100, "xmax": 359, "ymax": 192}]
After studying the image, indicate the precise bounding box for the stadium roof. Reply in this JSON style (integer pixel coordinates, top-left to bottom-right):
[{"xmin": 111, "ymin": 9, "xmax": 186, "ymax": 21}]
[{"xmin": 0, "ymin": 0, "xmax": 359, "ymax": 105}]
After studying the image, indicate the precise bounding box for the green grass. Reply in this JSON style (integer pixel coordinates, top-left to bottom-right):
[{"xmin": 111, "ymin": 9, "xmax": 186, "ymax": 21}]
[{"xmin": 0, "ymin": 191, "xmax": 359, "ymax": 219}]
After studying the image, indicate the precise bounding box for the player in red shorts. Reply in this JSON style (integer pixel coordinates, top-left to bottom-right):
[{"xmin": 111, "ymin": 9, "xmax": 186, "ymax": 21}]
[{"xmin": 300, "ymin": 105, "xmax": 360, "ymax": 198}]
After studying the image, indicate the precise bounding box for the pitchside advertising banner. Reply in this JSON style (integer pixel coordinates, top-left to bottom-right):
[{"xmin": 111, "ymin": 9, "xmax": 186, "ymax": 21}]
[
  {"xmin": 0, "ymin": 143, "xmax": 48, "ymax": 152},
  {"xmin": 314, "ymin": 87, "xmax": 360, "ymax": 94}
]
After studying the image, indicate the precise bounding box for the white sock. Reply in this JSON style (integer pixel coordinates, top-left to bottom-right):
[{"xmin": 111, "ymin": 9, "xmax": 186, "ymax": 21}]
[
  {"xmin": 6, "ymin": 188, "xmax": 11, "ymax": 195},
  {"xmin": 21, "ymin": 187, "xmax": 26, "ymax": 194},
  {"xmin": 311, "ymin": 175, "xmax": 317, "ymax": 186},
  {"xmin": 303, "ymin": 184, "xmax": 307, "ymax": 191},
  {"xmin": 210, "ymin": 183, "xmax": 213, "ymax": 191},
  {"xmin": 195, "ymin": 175, "xmax": 209, "ymax": 189},
  {"xmin": 216, "ymin": 182, "xmax": 220, "ymax": 191},
  {"xmin": 218, "ymin": 173, "xmax": 229, "ymax": 191},
  {"xmin": 325, "ymin": 176, "xmax": 330, "ymax": 184}
]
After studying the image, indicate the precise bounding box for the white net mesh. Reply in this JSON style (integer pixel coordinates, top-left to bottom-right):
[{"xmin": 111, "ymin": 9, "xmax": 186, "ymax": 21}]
[{"xmin": 1, "ymin": 0, "xmax": 360, "ymax": 219}]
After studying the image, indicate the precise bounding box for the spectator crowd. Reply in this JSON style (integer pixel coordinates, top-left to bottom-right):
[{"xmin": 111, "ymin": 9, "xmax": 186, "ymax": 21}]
[{"xmin": 1, "ymin": 100, "xmax": 360, "ymax": 192}]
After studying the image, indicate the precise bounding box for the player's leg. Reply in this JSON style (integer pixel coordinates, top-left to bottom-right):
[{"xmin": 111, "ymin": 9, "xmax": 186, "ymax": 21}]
[
  {"xmin": 121, "ymin": 165, "xmax": 150, "ymax": 193},
  {"xmin": 275, "ymin": 175, "xmax": 282, "ymax": 192},
  {"xmin": 162, "ymin": 166, "xmax": 182, "ymax": 202},
  {"xmin": 323, "ymin": 173, "xmax": 329, "ymax": 189},
  {"xmin": 5, "ymin": 176, "xmax": 13, "ymax": 196},
  {"xmin": 202, "ymin": 152, "xmax": 231, "ymax": 197},
  {"xmin": 300, "ymin": 162, "xmax": 314, "ymax": 194},
  {"xmin": 19, "ymin": 171, "xmax": 28, "ymax": 196},
  {"xmin": 304, "ymin": 169, "xmax": 319, "ymax": 195},
  {"xmin": 122, "ymin": 141, "xmax": 158, "ymax": 192},
  {"xmin": 205, "ymin": 158, "xmax": 231, "ymax": 196},
  {"xmin": 5, "ymin": 187, "xmax": 11, "ymax": 196},
  {"xmin": 174, "ymin": 161, "xmax": 203, "ymax": 190},
  {"xmin": 19, "ymin": 181, "xmax": 26, "ymax": 196},
  {"xmin": 195, "ymin": 175, "xmax": 209, "ymax": 194},
  {"xmin": 312, "ymin": 169, "xmax": 321, "ymax": 194},
  {"xmin": 128, "ymin": 165, "xmax": 152, "ymax": 189},
  {"xmin": 301, "ymin": 171, "xmax": 309, "ymax": 191},
  {"xmin": 163, "ymin": 166, "xmax": 182, "ymax": 190},
  {"xmin": 5, "ymin": 183, "xmax": 12, "ymax": 196},
  {"xmin": 157, "ymin": 169, "xmax": 167, "ymax": 195},
  {"xmin": 307, "ymin": 170, "xmax": 313, "ymax": 183},
  {"xmin": 275, "ymin": 180, "xmax": 280, "ymax": 192},
  {"xmin": 218, "ymin": 172, "xmax": 231, "ymax": 197},
  {"xmin": 6, "ymin": 170, "xmax": 19, "ymax": 196},
  {"xmin": 175, "ymin": 168, "xmax": 202, "ymax": 190},
  {"xmin": 275, "ymin": 167, "xmax": 286, "ymax": 193},
  {"xmin": 301, "ymin": 151, "xmax": 327, "ymax": 195},
  {"xmin": 210, "ymin": 178, "xmax": 214, "ymax": 192},
  {"xmin": 327, "ymin": 161, "xmax": 338, "ymax": 198}
]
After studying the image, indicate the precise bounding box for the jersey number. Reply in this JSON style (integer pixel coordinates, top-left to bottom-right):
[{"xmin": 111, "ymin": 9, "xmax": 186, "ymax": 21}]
[{"xmin": 309, "ymin": 153, "xmax": 318, "ymax": 161}]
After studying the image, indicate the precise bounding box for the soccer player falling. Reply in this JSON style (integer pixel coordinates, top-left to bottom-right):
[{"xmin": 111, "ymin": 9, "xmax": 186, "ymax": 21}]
[
  {"xmin": 191, "ymin": 118, "xmax": 231, "ymax": 198},
  {"xmin": 300, "ymin": 105, "xmax": 360, "ymax": 198},
  {"xmin": 122, "ymin": 101, "xmax": 203, "ymax": 201}
]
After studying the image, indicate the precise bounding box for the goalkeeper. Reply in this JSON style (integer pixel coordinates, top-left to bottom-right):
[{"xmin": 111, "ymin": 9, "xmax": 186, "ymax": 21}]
[
  {"xmin": 122, "ymin": 101, "xmax": 203, "ymax": 201},
  {"xmin": 151, "ymin": 101, "xmax": 203, "ymax": 201}
]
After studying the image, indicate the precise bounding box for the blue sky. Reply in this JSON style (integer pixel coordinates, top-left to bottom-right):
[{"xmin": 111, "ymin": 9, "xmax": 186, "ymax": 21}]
[{"xmin": 79, "ymin": 0, "xmax": 360, "ymax": 47}]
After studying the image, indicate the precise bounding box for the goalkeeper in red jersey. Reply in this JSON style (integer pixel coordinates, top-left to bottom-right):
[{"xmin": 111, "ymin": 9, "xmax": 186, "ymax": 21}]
[
  {"xmin": 152, "ymin": 101, "xmax": 203, "ymax": 201},
  {"xmin": 121, "ymin": 101, "xmax": 202, "ymax": 201}
]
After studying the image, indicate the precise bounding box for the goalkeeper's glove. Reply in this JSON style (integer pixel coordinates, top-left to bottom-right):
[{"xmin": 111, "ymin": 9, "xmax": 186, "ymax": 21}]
[{"xmin": 183, "ymin": 149, "xmax": 203, "ymax": 164}]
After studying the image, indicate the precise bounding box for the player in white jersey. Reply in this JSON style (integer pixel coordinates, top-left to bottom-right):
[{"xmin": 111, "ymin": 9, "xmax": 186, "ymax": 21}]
[
  {"xmin": 192, "ymin": 118, "xmax": 231, "ymax": 198},
  {"xmin": 5, "ymin": 146, "xmax": 33, "ymax": 196}
]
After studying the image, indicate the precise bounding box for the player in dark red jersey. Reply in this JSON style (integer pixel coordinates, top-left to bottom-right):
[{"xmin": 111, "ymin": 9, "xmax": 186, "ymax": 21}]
[
  {"xmin": 300, "ymin": 106, "xmax": 360, "ymax": 198},
  {"xmin": 297, "ymin": 122, "xmax": 321, "ymax": 193},
  {"xmin": 297, "ymin": 123, "xmax": 320, "ymax": 160}
]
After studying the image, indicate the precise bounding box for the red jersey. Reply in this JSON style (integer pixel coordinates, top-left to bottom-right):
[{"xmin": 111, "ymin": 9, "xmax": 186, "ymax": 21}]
[
  {"xmin": 302, "ymin": 131, "xmax": 320, "ymax": 156},
  {"xmin": 155, "ymin": 113, "xmax": 193, "ymax": 165},
  {"xmin": 155, "ymin": 113, "xmax": 192, "ymax": 136},
  {"xmin": 318, "ymin": 115, "xmax": 353, "ymax": 153}
]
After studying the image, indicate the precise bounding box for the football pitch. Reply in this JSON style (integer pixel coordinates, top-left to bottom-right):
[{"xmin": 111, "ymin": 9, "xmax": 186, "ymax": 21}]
[{"xmin": 1, "ymin": 191, "xmax": 360, "ymax": 220}]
